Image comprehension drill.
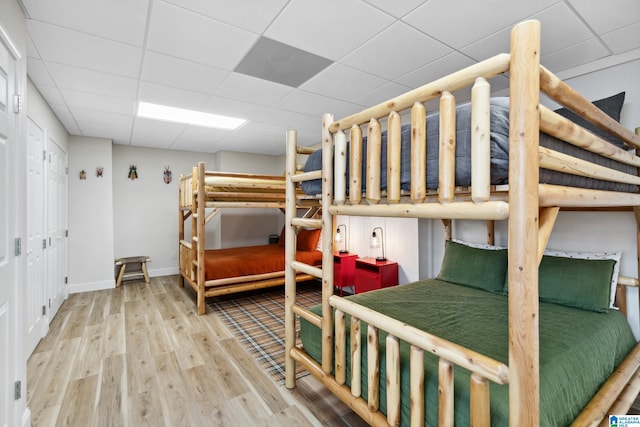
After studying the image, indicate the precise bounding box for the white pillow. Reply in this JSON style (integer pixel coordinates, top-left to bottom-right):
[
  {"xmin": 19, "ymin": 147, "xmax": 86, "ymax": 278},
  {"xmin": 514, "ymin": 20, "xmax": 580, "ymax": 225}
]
[
  {"xmin": 452, "ymin": 238, "xmax": 505, "ymax": 250},
  {"xmin": 544, "ymin": 248, "xmax": 621, "ymax": 309}
]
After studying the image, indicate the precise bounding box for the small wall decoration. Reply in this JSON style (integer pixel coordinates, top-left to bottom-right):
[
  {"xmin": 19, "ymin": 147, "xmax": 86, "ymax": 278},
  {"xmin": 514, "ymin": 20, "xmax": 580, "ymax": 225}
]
[
  {"xmin": 163, "ymin": 166, "xmax": 172, "ymax": 184},
  {"xmin": 128, "ymin": 163, "xmax": 138, "ymax": 180},
  {"xmin": 79, "ymin": 169, "xmax": 87, "ymax": 180},
  {"xmin": 96, "ymin": 166, "xmax": 104, "ymax": 178}
]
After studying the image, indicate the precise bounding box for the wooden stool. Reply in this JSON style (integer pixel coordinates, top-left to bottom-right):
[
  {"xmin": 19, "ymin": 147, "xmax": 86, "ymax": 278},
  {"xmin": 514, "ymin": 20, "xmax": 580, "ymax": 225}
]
[{"xmin": 115, "ymin": 256, "xmax": 151, "ymax": 287}]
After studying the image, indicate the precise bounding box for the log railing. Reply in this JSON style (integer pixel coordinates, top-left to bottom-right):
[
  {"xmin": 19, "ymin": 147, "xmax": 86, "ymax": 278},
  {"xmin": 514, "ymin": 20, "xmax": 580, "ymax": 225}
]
[{"xmin": 330, "ymin": 296, "xmax": 509, "ymax": 426}]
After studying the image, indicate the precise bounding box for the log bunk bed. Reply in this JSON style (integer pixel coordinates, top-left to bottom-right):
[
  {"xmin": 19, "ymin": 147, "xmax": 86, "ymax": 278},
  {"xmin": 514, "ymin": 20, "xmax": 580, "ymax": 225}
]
[
  {"xmin": 178, "ymin": 162, "xmax": 320, "ymax": 314},
  {"xmin": 283, "ymin": 20, "xmax": 640, "ymax": 426}
]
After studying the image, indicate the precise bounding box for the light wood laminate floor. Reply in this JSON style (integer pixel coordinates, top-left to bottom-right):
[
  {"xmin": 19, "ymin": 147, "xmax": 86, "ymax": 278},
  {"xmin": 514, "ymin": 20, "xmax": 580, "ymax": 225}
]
[{"xmin": 27, "ymin": 275, "xmax": 367, "ymax": 427}]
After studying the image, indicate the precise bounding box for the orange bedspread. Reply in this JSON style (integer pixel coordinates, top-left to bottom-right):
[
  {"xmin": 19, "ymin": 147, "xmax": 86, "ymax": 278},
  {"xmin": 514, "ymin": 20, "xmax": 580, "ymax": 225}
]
[{"xmin": 204, "ymin": 244, "xmax": 321, "ymax": 282}]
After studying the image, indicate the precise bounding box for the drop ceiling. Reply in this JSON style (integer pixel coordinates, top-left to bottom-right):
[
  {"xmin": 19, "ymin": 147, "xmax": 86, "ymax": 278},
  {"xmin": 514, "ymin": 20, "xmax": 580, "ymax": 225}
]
[{"xmin": 21, "ymin": 0, "xmax": 640, "ymax": 155}]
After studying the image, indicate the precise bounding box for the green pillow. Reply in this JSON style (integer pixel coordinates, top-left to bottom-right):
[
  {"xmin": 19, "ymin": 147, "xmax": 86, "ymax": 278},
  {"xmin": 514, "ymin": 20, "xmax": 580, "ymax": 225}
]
[
  {"xmin": 538, "ymin": 255, "xmax": 615, "ymax": 313},
  {"xmin": 437, "ymin": 240, "xmax": 508, "ymax": 294}
]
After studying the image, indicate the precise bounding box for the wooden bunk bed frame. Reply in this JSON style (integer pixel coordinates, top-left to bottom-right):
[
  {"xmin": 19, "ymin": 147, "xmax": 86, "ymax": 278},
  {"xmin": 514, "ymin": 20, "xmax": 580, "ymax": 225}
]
[
  {"xmin": 178, "ymin": 162, "xmax": 319, "ymax": 315},
  {"xmin": 284, "ymin": 20, "xmax": 640, "ymax": 426}
]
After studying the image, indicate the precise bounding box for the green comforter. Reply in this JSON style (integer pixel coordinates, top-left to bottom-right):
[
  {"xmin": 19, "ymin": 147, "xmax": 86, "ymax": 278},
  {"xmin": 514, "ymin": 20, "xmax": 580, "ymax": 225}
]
[{"xmin": 299, "ymin": 279, "xmax": 636, "ymax": 426}]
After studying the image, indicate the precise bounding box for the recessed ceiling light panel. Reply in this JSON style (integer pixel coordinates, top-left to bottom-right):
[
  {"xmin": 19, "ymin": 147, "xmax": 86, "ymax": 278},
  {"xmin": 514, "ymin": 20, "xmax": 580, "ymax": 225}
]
[{"xmin": 137, "ymin": 102, "xmax": 246, "ymax": 130}]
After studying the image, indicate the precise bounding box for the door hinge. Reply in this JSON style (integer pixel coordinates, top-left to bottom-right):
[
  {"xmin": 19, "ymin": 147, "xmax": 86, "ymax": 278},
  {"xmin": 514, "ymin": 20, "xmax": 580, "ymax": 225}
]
[
  {"xmin": 42, "ymin": 239, "xmax": 47, "ymax": 250},
  {"xmin": 49, "ymin": 299, "xmax": 51, "ymax": 308},
  {"xmin": 65, "ymin": 229, "xmax": 69, "ymax": 237},
  {"xmin": 42, "ymin": 150, "xmax": 47, "ymax": 161},
  {"xmin": 14, "ymin": 238, "xmax": 21, "ymax": 256},
  {"xmin": 14, "ymin": 381, "xmax": 21, "ymax": 400},
  {"xmin": 13, "ymin": 94, "xmax": 22, "ymax": 114},
  {"xmin": 42, "ymin": 305, "xmax": 46, "ymax": 316},
  {"xmin": 65, "ymin": 276, "xmax": 68, "ymax": 284}
]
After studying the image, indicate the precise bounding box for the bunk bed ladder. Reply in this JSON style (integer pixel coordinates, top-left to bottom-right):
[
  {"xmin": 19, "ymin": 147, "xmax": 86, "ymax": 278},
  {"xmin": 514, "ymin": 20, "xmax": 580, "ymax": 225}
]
[{"xmin": 284, "ymin": 129, "xmax": 327, "ymax": 389}]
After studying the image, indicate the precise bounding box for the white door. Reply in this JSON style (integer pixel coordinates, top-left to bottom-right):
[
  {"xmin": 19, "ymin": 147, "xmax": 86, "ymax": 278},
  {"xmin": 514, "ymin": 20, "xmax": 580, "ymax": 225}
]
[
  {"xmin": 46, "ymin": 139, "xmax": 67, "ymax": 319},
  {"xmin": 25, "ymin": 117, "xmax": 46, "ymax": 357},
  {"xmin": 0, "ymin": 35, "xmax": 17, "ymax": 427}
]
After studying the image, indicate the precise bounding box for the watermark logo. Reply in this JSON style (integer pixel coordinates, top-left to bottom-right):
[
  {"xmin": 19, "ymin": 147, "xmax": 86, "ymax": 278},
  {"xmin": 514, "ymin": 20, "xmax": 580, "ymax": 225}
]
[{"xmin": 611, "ymin": 415, "xmax": 640, "ymax": 427}]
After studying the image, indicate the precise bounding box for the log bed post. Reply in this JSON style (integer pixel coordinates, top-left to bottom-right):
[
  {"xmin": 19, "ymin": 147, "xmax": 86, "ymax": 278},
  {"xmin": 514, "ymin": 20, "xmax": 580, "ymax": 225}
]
[
  {"xmin": 508, "ymin": 20, "xmax": 541, "ymax": 426},
  {"xmin": 321, "ymin": 113, "xmax": 336, "ymax": 375},
  {"xmin": 196, "ymin": 162, "xmax": 206, "ymax": 314},
  {"xmin": 285, "ymin": 130, "xmax": 298, "ymax": 388}
]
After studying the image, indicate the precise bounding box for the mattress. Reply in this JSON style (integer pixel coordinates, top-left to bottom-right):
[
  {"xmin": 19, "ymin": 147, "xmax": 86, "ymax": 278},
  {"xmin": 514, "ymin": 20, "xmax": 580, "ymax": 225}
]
[
  {"xmin": 301, "ymin": 97, "xmax": 637, "ymax": 195},
  {"xmin": 299, "ymin": 279, "xmax": 637, "ymax": 426},
  {"xmin": 204, "ymin": 244, "xmax": 322, "ymax": 281}
]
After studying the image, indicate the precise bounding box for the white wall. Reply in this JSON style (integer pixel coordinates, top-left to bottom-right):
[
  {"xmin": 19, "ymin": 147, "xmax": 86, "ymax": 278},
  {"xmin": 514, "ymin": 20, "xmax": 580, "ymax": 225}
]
[
  {"xmin": 336, "ymin": 215, "xmax": 419, "ymax": 285},
  {"xmin": 111, "ymin": 146, "xmax": 286, "ymax": 276},
  {"xmin": 112, "ymin": 145, "xmax": 217, "ymax": 276},
  {"xmin": 215, "ymin": 150, "xmax": 285, "ymax": 248},
  {"xmin": 68, "ymin": 136, "xmax": 115, "ymax": 291}
]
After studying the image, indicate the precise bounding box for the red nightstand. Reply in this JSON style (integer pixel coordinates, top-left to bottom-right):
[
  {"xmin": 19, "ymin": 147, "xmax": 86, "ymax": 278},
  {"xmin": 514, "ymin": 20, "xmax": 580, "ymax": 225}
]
[
  {"xmin": 334, "ymin": 252, "xmax": 357, "ymax": 296},
  {"xmin": 354, "ymin": 257, "xmax": 398, "ymax": 294}
]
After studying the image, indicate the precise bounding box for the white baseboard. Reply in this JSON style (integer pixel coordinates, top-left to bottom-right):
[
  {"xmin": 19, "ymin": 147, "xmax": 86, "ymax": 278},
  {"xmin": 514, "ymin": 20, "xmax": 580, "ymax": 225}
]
[
  {"xmin": 22, "ymin": 407, "xmax": 31, "ymax": 427},
  {"xmin": 68, "ymin": 278, "xmax": 115, "ymax": 293},
  {"xmin": 149, "ymin": 267, "xmax": 179, "ymax": 277}
]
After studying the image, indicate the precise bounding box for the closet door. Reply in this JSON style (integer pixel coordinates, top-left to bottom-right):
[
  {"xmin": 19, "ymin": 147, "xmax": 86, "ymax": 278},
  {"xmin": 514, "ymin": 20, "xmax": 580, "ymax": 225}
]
[
  {"xmin": 25, "ymin": 117, "xmax": 46, "ymax": 357},
  {"xmin": 46, "ymin": 138, "xmax": 67, "ymax": 319},
  {"xmin": 0, "ymin": 34, "xmax": 17, "ymax": 427}
]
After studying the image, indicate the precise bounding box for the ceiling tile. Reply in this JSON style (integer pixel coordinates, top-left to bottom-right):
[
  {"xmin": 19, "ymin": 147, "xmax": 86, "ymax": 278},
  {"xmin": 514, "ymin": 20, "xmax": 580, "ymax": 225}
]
[
  {"xmin": 215, "ymin": 130, "xmax": 285, "ymax": 155},
  {"xmin": 201, "ymin": 95, "xmax": 267, "ymax": 121},
  {"xmin": 26, "ymin": 58, "xmax": 55, "ymax": 86},
  {"xmin": 362, "ymin": 0, "xmax": 426, "ymax": 18},
  {"xmin": 71, "ymin": 108, "xmax": 133, "ymax": 128},
  {"xmin": 169, "ymin": 125, "xmax": 230, "ymax": 152},
  {"xmin": 353, "ymin": 81, "xmax": 413, "ymax": 107},
  {"xmin": 300, "ymin": 63, "xmax": 387, "ymax": 101},
  {"xmin": 253, "ymin": 107, "xmax": 316, "ymax": 129},
  {"xmin": 49, "ymin": 104, "xmax": 79, "ymax": 131},
  {"xmin": 341, "ymin": 22, "xmax": 452, "ymax": 80},
  {"xmin": 60, "ymin": 89, "xmax": 137, "ymax": 116},
  {"xmin": 78, "ymin": 120, "xmax": 131, "ymax": 144},
  {"xmin": 162, "ymin": 0, "xmax": 289, "ymax": 34},
  {"xmin": 35, "ymin": 85, "xmax": 65, "ymax": 106},
  {"xmin": 137, "ymin": 81, "xmax": 211, "ymax": 110},
  {"xmin": 141, "ymin": 51, "xmax": 230, "ymax": 95},
  {"xmin": 461, "ymin": 4, "xmax": 595, "ymax": 64},
  {"xmin": 214, "ymin": 72, "xmax": 294, "ymax": 106},
  {"xmin": 265, "ymin": 0, "xmax": 395, "ymax": 60},
  {"xmin": 27, "ymin": 20, "xmax": 143, "ymax": 78},
  {"xmin": 130, "ymin": 117, "xmax": 187, "ymax": 149},
  {"xmin": 146, "ymin": 1, "xmax": 258, "ymax": 70},
  {"xmin": 397, "ymin": 52, "xmax": 476, "ymax": 89},
  {"xmin": 542, "ymin": 38, "xmax": 610, "ymax": 72},
  {"xmin": 567, "ymin": 0, "xmax": 640, "ymax": 34},
  {"xmin": 45, "ymin": 62, "xmax": 139, "ymax": 99},
  {"xmin": 21, "ymin": 0, "xmax": 149, "ymax": 46},
  {"xmin": 601, "ymin": 22, "xmax": 640, "ymax": 54},
  {"xmin": 404, "ymin": 0, "xmax": 557, "ymax": 49},
  {"xmin": 274, "ymin": 89, "xmax": 343, "ymax": 117}
]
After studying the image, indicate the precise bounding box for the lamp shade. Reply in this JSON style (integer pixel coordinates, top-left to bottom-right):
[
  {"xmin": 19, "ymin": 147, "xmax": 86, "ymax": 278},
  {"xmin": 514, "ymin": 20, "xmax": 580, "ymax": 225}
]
[
  {"xmin": 370, "ymin": 227, "xmax": 386, "ymax": 261},
  {"xmin": 336, "ymin": 224, "xmax": 348, "ymax": 253}
]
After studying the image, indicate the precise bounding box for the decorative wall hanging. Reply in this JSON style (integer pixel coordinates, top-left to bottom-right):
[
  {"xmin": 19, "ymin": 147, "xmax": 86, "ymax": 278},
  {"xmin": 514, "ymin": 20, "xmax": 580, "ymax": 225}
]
[
  {"xmin": 128, "ymin": 163, "xmax": 138, "ymax": 180},
  {"xmin": 96, "ymin": 166, "xmax": 104, "ymax": 178},
  {"xmin": 79, "ymin": 169, "xmax": 87, "ymax": 180},
  {"xmin": 163, "ymin": 166, "xmax": 172, "ymax": 184}
]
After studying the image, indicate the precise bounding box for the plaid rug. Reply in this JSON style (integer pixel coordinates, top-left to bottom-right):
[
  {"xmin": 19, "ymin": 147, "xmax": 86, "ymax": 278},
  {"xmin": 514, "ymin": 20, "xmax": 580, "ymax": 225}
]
[{"xmin": 210, "ymin": 281, "xmax": 322, "ymax": 385}]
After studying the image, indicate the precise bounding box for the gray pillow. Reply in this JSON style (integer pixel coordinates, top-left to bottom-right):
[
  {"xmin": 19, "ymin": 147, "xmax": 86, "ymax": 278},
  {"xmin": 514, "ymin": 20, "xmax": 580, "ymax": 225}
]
[{"xmin": 554, "ymin": 92, "xmax": 626, "ymax": 148}]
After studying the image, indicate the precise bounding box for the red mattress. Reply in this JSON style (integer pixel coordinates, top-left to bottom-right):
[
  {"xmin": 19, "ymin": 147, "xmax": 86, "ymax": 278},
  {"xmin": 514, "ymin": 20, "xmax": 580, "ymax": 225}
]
[{"xmin": 204, "ymin": 244, "xmax": 321, "ymax": 281}]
